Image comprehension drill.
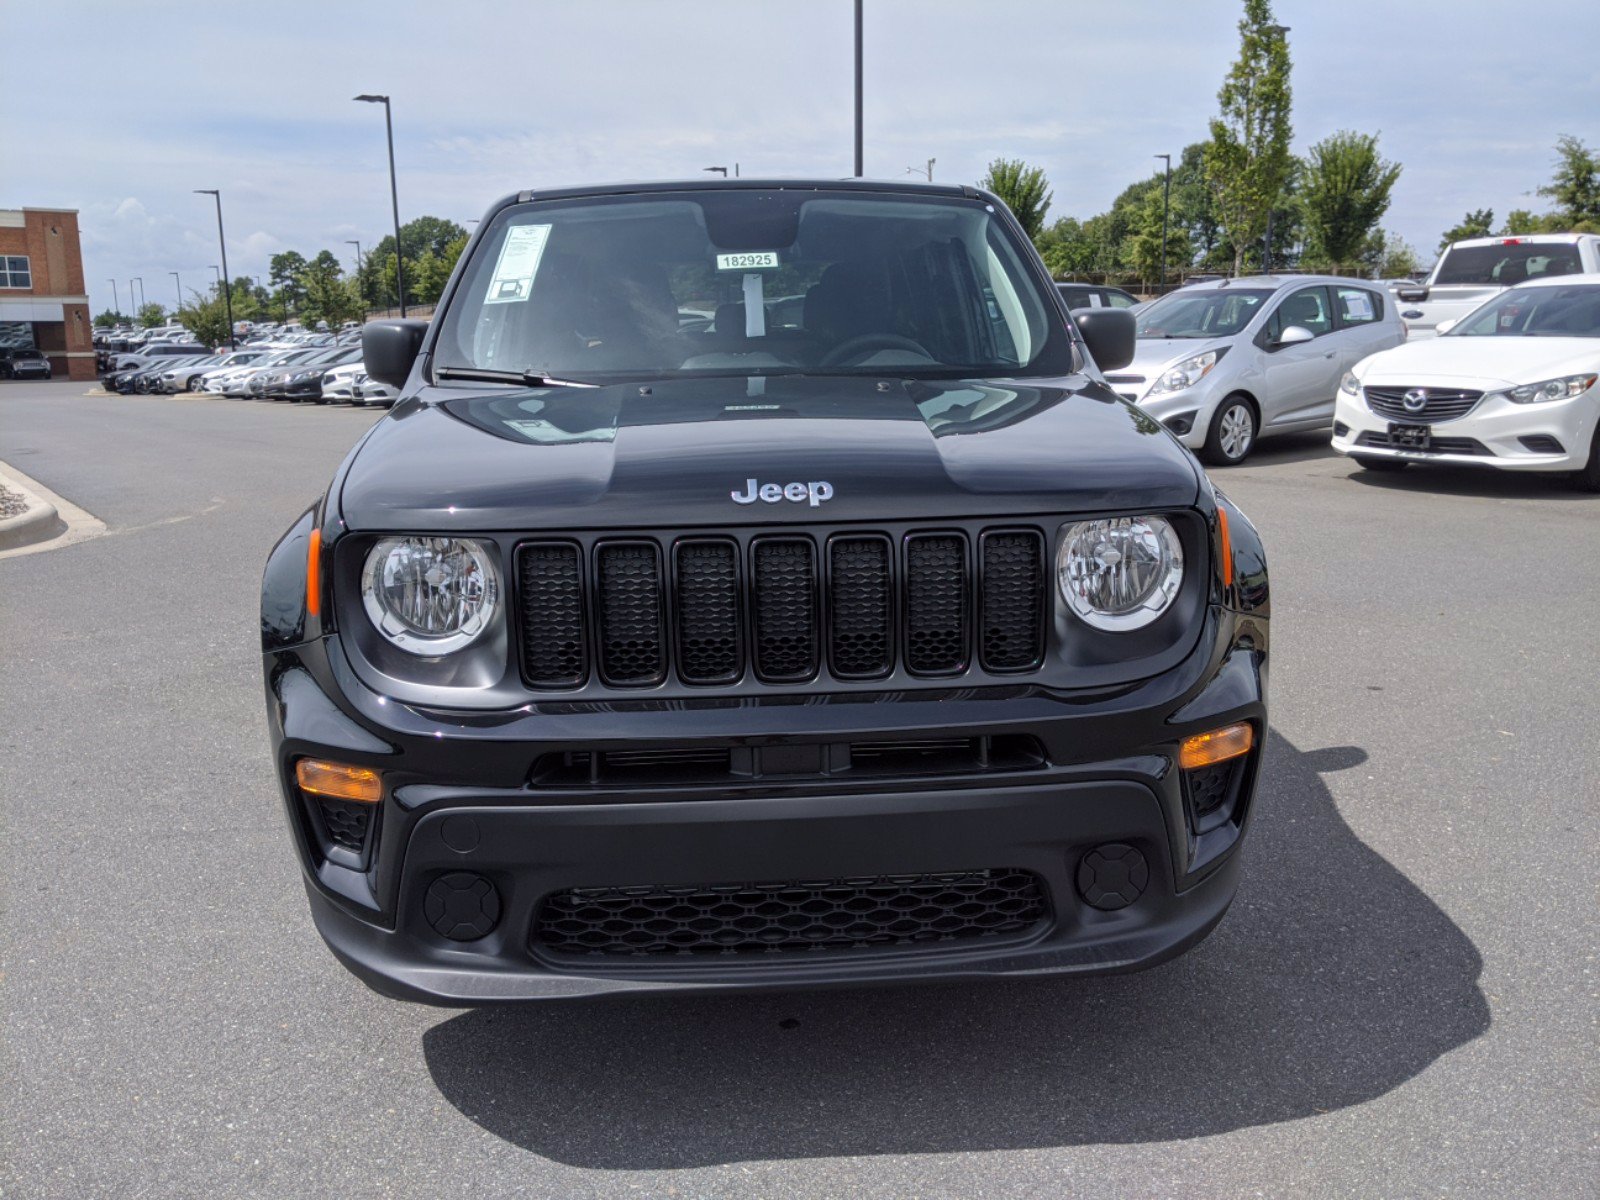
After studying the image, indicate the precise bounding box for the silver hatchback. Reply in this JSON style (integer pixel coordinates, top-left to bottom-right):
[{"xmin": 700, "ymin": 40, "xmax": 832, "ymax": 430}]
[{"xmin": 1103, "ymin": 275, "xmax": 1404, "ymax": 464}]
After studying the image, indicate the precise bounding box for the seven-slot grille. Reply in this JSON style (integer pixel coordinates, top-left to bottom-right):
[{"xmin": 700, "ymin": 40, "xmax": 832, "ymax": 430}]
[
  {"xmin": 515, "ymin": 527, "xmax": 1047, "ymax": 690},
  {"xmin": 1364, "ymin": 386, "xmax": 1483, "ymax": 423}
]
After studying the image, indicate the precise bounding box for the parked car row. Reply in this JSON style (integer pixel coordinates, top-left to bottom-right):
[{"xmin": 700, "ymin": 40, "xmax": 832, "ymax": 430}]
[
  {"xmin": 1060, "ymin": 257, "xmax": 1599, "ymax": 489},
  {"xmin": 97, "ymin": 340, "xmax": 398, "ymax": 407}
]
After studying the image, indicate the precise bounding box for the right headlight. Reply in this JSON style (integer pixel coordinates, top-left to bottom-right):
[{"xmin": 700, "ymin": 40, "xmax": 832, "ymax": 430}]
[
  {"xmin": 1057, "ymin": 516, "xmax": 1184, "ymax": 631},
  {"xmin": 361, "ymin": 536, "xmax": 502, "ymax": 655},
  {"xmin": 1146, "ymin": 347, "xmax": 1228, "ymax": 397},
  {"xmin": 1486, "ymin": 373, "xmax": 1598, "ymax": 405}
]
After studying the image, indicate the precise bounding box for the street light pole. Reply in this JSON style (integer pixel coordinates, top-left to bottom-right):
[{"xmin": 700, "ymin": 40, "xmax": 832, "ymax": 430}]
[
  {"xmin": 703, "ymin": 166, "xmax": 728, "ymax": 177},
  {"xmin": 194, "ymin": 190, "xmax": 235, "ymax": 347},
  {"xmin": 1155, "ymin": 153, "xmax": 1172, "ymax": 291},
  {"xmin": 107, "ymin": 278, "xmax": 118, "ymax": 318},
  {"xmin": 853, "ymin": 0, "xmax": 864, "ymax": 176},
  {"xmin": 170, "ymin": 271, "xmax": 183, "ymax": 310},
  {"xmin": 354, "ymin": 95, "xmax": 406, "ymax": 317},
  {"xmin": 131, "ymin": 276, "xmax": 145, "ymax": 312}
]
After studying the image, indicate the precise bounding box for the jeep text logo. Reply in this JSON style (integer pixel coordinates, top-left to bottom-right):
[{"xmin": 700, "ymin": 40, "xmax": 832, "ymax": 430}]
[{"xmin": 731, "ymin": 478, "xmax": 835, "ymax": 507}]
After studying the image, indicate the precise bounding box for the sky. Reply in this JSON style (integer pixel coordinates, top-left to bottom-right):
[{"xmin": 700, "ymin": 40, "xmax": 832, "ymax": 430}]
[{"xmin": 5, "ymin": 0, "xmax": 1597, "ymax": 316}]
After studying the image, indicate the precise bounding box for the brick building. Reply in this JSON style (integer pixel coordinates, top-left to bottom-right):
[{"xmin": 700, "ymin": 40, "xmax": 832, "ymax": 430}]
[{"xmin": 0, "ymin": 208, "xmax": 94, "ymax": 381}]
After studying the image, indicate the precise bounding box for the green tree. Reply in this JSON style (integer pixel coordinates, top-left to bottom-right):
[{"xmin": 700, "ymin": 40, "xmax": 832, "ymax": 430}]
[
  {"xmin": 1300, "ymin": 131, "xmax": 1402, "ymax": 268},
  {"xmin": 1537, "ymin": 135, "xmax": 1600, "ymax": 230},
  {"xmin": 365, "ymin": 216, "xmax": 471, "ymax": 307},
  {"xmin": 93, "ymin": 310, "xmax": 129, "ymax": 328},
  {"xmin": 1361, "ymin": 229, "xmax": 1420, "ymax": 278},
  {"xmin": 1035, "ymin": 217, "xmax": 1097, "ymax": 278},
  {"xmin": 1203, "ymin": 0, "xmax": 1294, "ymax": 274},
  {"xmin": 1437, "ymin": 209, "xmax": 1494, "ymax": 252},
  {"xmin": 174, "ymin": 289, "xmax": 232, "ymax": 348},
  {"xmin": 1126, "ymin": 186, "xmax": 1193, "ymax": 282},
  {"xmin": 137, "ymin": 302, "xmax": 167, "ymax": 328},
  {"xmin": 1500, "ymin": 209, "xmax": 1564, "ymax": 236},
  {"xmin": 981, "ymin": 158, "xmax": 1053, "ymax": 240},
  {"xmin": 270, "ymin": 251, "xmax": 308, "ymax": 316}
]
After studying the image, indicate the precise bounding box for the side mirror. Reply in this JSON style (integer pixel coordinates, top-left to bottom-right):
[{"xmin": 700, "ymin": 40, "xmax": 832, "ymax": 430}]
[
  {"xmin": 1433, "ymin": 318, "xmax": 1458, "ymax": 335},
  {"xmin": 362, "ymin": 319, "xmax": 428, "ymax": 388},
  {"xmin": 1396, "ymin": 286, "xmax": 1428, "ymax": 304},
  {"xmin": 1072, "ymin": 307, "xmax": 1136, "ymax": 372},
  {"xmin": 1275, "ymin": 324, "xmax": 1315, "ymax": 347}
]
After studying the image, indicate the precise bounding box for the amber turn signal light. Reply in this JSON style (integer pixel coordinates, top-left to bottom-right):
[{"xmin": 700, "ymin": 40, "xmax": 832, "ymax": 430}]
[
  {"xmin": 295, "ymin": 759, "xmax": 381, "ymax": 803},
  {"xmin": 1216, "ymin": 505, "xmax": 1234, "ymax": 588},
  {"xmin": 1179, "ymin": 723, "xmax": 1253, "ymax": 771},
  {"xmin": 306, "ymin": 528, "xmax": 322, "ymax": 617}
]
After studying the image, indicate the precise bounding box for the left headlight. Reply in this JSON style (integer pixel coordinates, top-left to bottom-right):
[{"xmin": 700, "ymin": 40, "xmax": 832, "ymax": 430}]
[
  {"xmin": 361, "ymin": 536, "xmax": 502, "ymax": 655},
  {"xmin": 1489, "ymin": 373, "xmax": 1598, "ymax": 405},
  {"xmin": 1147, "ymin": 348, "xmax": 1228, "ymax": 397},
  {"xmin": 1057, "ymin": 516, "xmax": 1184, "ymax": 631}
]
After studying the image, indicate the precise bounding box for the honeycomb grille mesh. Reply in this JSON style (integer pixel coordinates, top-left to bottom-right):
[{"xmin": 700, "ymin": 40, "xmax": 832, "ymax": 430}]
[
  {"xmin": 532, "ymin": 869, "xmax": 1049, "ymax": 959},
  {"xmin": 752, "ymin": 538, "xmax": 818, "ymax": 681},
  {"xmin": 518, "ymin": 542, "xmax": 586, "ymax": 686},
  {"xmin": 595, "ymin": 543, "xmax": 665, "ymax": 685},
  {"xmin": 980, "ymin": 531, "xmax": 1046, "ymax": 670},
  {"xmin": 905, "ymin": 534, "xmax": 969, "ymax": 674},
  {"xmin": 675, "ymin": 540, "xmax": 741, "ymax": 683},
  {"xmin": 828, "ymin": 536, "xmax": 892, "ymax": 678},
  {"xmin": 316, "ymin": 797, "xmax": 370, "ymax": 853}
]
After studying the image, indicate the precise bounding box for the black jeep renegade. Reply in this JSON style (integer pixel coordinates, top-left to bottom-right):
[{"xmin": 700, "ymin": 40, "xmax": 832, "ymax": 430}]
[{"xmin": 261, "ymin": 179, "xmax": 1268, "ymax": 1004}]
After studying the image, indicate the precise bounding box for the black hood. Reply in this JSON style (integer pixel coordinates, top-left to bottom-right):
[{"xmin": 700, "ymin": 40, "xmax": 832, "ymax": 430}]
[{"xmin": 336, "ymin": 375, "xmax": 1203, "ymax": 531}]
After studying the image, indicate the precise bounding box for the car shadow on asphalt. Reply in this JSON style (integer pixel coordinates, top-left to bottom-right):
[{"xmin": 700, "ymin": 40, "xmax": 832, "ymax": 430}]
[
  {"xmin": 1345, "ymin": 462, "xmax": 1597, "ymax": 501},
  {"xmin": 420, "ymin": 729, "xmax": 1488, "ymax": 1168}
]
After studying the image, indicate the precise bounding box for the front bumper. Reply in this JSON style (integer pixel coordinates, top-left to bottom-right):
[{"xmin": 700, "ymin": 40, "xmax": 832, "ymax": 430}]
[
  {"xmin": 1333, "ymin": 386, "xmax": 1598, "ymax": 471},
  {"xmin": 264, "ymin": 606, "xmax": 1268, "ymax": 1004}
]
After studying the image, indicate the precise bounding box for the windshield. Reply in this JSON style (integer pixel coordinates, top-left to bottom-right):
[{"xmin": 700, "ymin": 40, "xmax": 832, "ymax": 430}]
[
  {"xmin": 434, "ymin": 189, "xmax": 1072, "ymax": 382},
  {"xmin": 1134, "ymin": 289, "xmax": 1271, "ymax": 338},
  {"xmin": 1434, "ymin": 242, "xmax": 1582, "ymax": 287},
  {"xmin": 1449, "ymin": 284, "xmax": 1600, "ymax": 338}
]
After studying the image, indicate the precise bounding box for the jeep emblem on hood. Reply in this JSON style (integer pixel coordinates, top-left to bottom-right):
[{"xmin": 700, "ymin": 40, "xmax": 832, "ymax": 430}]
[{"xmin": 731, "ymin": 478, "xmax": 835, "ymax": 507}]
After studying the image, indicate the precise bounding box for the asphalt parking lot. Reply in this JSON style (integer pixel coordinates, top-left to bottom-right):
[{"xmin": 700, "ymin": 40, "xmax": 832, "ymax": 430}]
[{"xmin": 2, "ymin": 378, "xmax": 1596, "ymax": 1198}]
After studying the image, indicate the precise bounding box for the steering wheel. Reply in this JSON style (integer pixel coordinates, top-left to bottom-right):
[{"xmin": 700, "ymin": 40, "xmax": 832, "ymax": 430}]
[{"xmin": 819, "ymin": 333, "xmax": 933, "ymax": 367}]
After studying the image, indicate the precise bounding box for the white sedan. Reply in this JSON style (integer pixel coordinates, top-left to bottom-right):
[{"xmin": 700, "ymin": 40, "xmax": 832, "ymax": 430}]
[{"xmin": 1332, "ymin": 274, "xmax": 1600, "ymax": 491}]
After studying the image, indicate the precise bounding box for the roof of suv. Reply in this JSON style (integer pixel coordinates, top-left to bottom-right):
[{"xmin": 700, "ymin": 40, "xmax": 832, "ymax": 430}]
[{"xmin": 507, "ymin": 177, "xmax": 978, "ymax": 205}]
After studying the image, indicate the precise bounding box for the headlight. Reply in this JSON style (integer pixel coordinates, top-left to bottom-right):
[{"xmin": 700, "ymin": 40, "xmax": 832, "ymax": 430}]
[
  {"xmin": 1147, "ymin": 348, "xmax": 1228, "ymax": 397},
  {"xmin": 1057, "ymin": 516, "xmax": 1184, "ymax": 631},
  {"xmin": 1339, "ymin": 371, "xmax": 1361, "ymax": 396},
  {"xmin": 1488, "ymin": 373, "xmax": 1598, "ymax": 405},
  {"xmin": 361, "ymin": 536, "xmax": 502, "ymax": 655}
]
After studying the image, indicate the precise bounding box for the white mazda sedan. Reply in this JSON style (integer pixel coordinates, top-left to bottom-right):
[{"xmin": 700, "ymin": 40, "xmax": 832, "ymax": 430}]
[{"xmin": 1332, "ymin": 275, "xmax": 1600, "ymax": 491}]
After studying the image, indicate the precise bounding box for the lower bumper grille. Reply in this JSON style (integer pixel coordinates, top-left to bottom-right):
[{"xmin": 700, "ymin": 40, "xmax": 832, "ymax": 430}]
[
  {"xmin": 1356, "ymin": 431, "xmax": 1492, "ymax": 456},
  {"xmin": 532, "ymin": 868, "xmax": 1049, "ymax": 959}
]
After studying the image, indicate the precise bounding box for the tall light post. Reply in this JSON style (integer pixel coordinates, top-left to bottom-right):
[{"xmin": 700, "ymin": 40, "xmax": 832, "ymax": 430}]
[
  {"xmin": 905, "ymin": 158, "xmax": 935, "ymax": 182},
  {"xmin": 853, "ymin": 0, "xmax": 864, "ymax": 176},
  {"xmin": 107, "ymin": 278, "xmax": 119, "ymax": 319},
  {"xmin": 1155, "ymin": 153, "xmax": 1172, "ymax": 291},
  {"xmin": 354, "ymin": 95, "xmax": 406, "ymax": 316},
  {"xmin": 703, "ymin": 166, "xmax": 728, "ymax": 177},
  {"xmin": 131, "ymin": 276, "xmax": 145, "ymax": 313},
  {"xmin": 346, "ymin": 239, "xmax": 364, "ymax": 305},
  {"xmin": 194, "ymin": 190, "xmax": 235, "ymax": 347},
  {"xmin": 170, "ymin": 271, "xmax": 183, "ymax": 310}
]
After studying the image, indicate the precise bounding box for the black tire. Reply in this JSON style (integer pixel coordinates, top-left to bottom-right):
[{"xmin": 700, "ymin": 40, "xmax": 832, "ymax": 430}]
[
  {"xmin": 1351, "ymin": 455, "xmax": 1409, "ymax": 473},
  {"xmin": 1200, "ymin": 395, "xmax": 1258, "ymax": 466},
  {"xmin": 1572, "ymin": 425, "xmax": 1600, "ymax": 493},
  {"xmin": 187, "ymin": 377, "xmax": 202, "ymax": 392}
]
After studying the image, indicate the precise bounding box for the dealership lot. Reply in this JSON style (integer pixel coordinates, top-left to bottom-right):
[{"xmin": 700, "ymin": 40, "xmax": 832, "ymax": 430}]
[{"xmin": 1, "ymin": 380, "xmax": 1596, "ymax": 1197}]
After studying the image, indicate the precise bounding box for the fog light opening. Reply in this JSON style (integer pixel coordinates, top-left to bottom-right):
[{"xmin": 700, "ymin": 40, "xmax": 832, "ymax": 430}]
[{"xmin": 1178, "ymin": 722, "xmax": 1253, "ymax": 771}]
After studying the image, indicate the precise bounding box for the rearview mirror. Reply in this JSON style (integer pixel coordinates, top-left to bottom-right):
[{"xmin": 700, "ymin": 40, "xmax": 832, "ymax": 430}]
[
  {"xmin": 1434, "ymin": 318, "xmax": 1458, "ymax": 335},
  {"xmin": 362, "ymin": 319, "xmax": 428, "ymax": 389},
  {"xmin": 1396, "ymin": 287, "xmax": 1428, "ymax": 304},
  {"xmin": 1275, "ymin": 325, "xmax": 1315, "ymax": 347},
  {"xmin": 1072, "ymin": 307, "xmax": 1136, "ymax": 372}
]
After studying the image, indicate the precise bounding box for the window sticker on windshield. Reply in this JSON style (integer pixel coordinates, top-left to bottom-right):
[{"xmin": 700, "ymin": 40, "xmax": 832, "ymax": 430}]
[
  {"xmin": 485, "ymin": 224, "xmax": 552, "ymax": 304},
  {"xmin": 716, "ymin": 251, "xmax": 780, "ymax": 271}
]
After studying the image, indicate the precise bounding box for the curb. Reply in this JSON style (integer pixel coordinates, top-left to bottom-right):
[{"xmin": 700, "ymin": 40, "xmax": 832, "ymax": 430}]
[
  {"xmin": 0, "ymin": 496, "xmax": 65, "ymax": 550},
  {"xmin": 0, "ymin": 462, "xmax": 107, "ymax": 559}
]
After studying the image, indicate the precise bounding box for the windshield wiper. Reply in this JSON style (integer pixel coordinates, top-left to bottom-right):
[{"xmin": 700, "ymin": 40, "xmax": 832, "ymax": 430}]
[{"xmin": 434, "ymin": 366, "xmax": 597, "ymax": 388}]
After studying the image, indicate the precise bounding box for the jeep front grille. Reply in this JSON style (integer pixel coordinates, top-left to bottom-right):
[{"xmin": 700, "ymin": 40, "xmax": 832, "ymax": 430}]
[{"xmin": 514, "ymin": 525, "xmax": 1048, "ymax": 691}]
